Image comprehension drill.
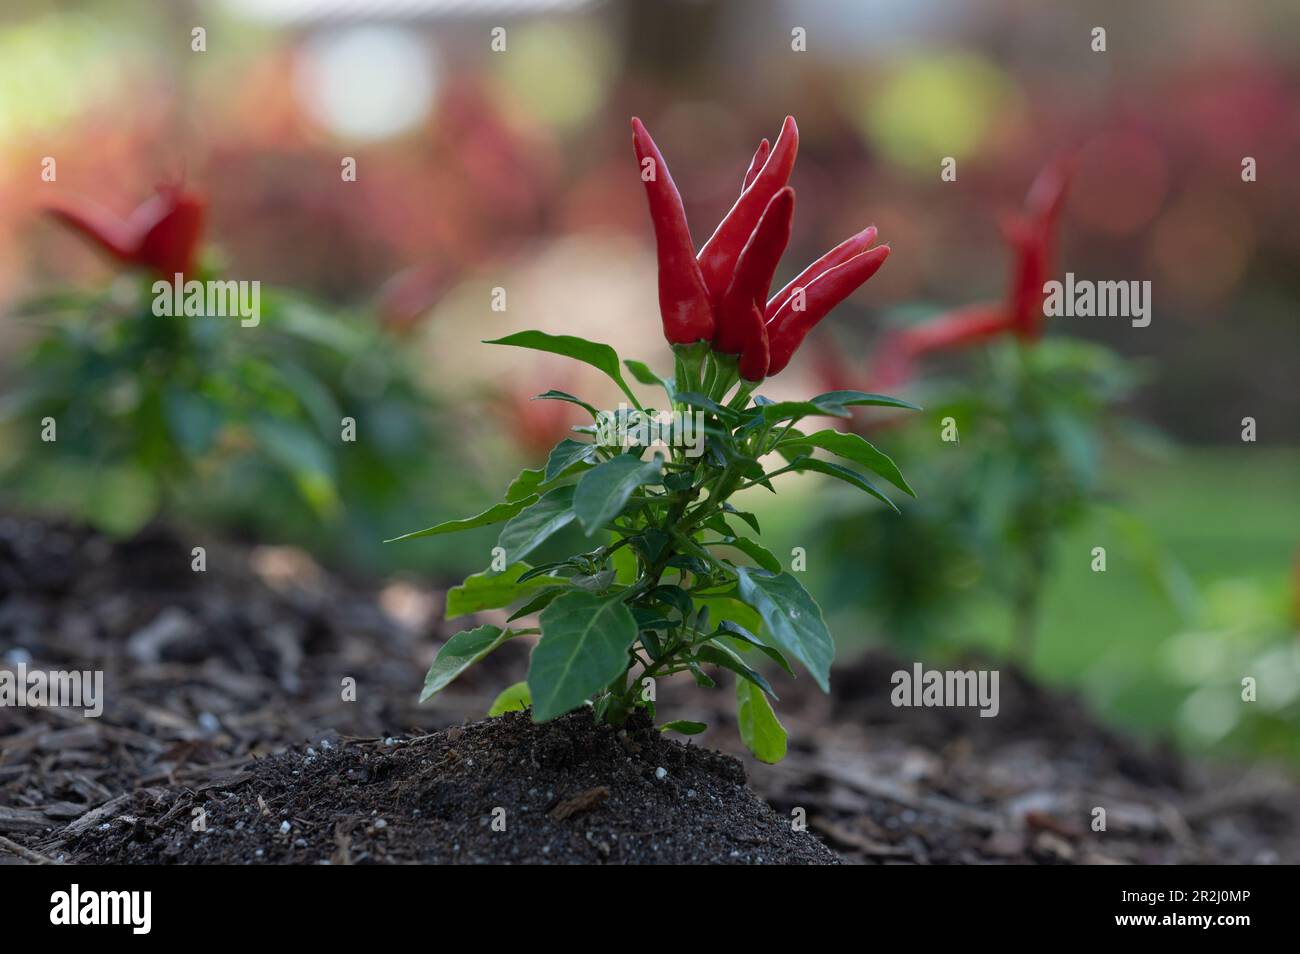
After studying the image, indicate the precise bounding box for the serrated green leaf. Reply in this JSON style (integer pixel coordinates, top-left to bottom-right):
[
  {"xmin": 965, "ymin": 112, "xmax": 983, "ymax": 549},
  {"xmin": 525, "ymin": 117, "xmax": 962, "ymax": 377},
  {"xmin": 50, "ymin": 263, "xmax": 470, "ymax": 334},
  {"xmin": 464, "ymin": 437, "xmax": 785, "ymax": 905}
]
[
  {"xmin": 529, "ymin": 591, "xmax": 638, "ymax": 721},
  {"xmin": 421, "ymin": 625, "xmax": 514, "ymax": 701},
  {"xmin": 734, "ymin": 567, "xmax": 833, "ymax": 692}
]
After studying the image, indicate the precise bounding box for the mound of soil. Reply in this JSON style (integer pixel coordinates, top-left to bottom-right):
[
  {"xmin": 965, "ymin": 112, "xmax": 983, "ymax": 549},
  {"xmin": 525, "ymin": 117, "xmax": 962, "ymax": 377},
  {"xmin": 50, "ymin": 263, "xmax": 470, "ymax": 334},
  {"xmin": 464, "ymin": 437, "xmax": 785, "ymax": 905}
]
[
  {"xmin": 3, "ymin": 512, "xmax": 1298, "ymax": 866},
  {"xmin": 64, "ymin": 710, "xmax": 836, "ymax": 865}
]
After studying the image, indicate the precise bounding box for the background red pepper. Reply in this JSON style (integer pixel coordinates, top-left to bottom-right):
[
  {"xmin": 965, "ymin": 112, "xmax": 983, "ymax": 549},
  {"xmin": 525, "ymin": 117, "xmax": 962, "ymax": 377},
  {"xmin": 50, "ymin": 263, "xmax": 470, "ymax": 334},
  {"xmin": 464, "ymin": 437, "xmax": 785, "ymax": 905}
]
[{"xmin": 48, "ymin": 187, "xmax": 206, "ymax": 279}]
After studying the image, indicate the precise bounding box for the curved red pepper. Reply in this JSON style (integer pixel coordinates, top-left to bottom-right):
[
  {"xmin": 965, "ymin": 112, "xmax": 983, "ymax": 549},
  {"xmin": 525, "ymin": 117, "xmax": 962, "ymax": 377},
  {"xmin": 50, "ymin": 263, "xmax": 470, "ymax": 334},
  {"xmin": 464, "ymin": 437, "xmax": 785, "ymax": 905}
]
[
  {"xmin": 48, "ymin": 187, "xmax": 205, "ymax": 279},
  {"xmin": 766, "ymin": 224, "xmax": 877, "ymax": 320},
  {"xmin": 631, "ymin": 118, "xmax": 715, "ymax": 344},
  {"xmin": 889, "ymin": 304, "xmax": 1010, "ymax": 361},
  {"xmin": 714, "ymin": 187, "xmax": 794, "ymax": 357},
  {"xmin": 765, "ymin": 244, "xmax": 890, "ymax": 376},
  {"xmin": 696, "ymin": 116, "xmax": 799, "ymax": 306}
]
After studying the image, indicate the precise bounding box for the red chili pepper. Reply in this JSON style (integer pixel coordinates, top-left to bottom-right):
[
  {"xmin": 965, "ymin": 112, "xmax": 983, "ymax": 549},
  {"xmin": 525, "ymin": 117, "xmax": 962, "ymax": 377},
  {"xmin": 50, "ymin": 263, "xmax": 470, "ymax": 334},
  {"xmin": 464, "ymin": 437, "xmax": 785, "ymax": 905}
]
[
  {"xmin": 741, "ymin": 139, "xmax": 770, "ymax": 193},
  {"xmin": 868, "ymin": 156, "xmax": 1072, "ymax": 382},
  {"xmin": 697, "ymin": 116, "xmax": 799, "ymax": 305},
  {"xmin": 1006, "ymin": 156, "xmax": 1072, "ymax": 340},
  {"xmin": 766, "ymin": 225, "xmax": 877, "ymax": 320},
  {"xmin": 631, "ymin": 118, "xmax": 716, "ymax": 344},
  {"xmin": 765, "ymin": 244, "xmax": 890, "ymax": 376},
  {"xmin": 735, "ymin": 303, "xmax": 771, "ymax": 381},
  {"xmin": 48, "ymin": 186, "xmax": 205, "ymax": 279},
  {"xmin": 887, "ymin": 304, "xmax": 1010, "ymax": 362},
  {"xmin": 714, "ymin": 187, "xmax": 794, "ymax": 360}
]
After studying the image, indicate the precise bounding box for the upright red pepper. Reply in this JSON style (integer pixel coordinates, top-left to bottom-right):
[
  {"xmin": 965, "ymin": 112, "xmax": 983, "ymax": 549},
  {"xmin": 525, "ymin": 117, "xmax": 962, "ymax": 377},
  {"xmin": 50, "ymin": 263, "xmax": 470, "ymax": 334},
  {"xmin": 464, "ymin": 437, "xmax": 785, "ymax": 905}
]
[
  {"xmin": 741, "ymin": 139, "xmax": 770, "ymax": 193},
  {"xmin": 1006, "ymin": 157, "xmax": 1072, "ymax": 340},
  {"xmin": 696, "ymin": 116, "xmax": 799, "ymax": 306},
  {"xmin": 631, "ymin": 115, "xmax": 888, "ymax": 377},
  {"xmin": 631, "ymin": 118, "xmax": 715, "ymax": 344},
  {"xmin": 48, "ymin": 186, "xmax": 206, "ymax": 279},
  {"xmin": 765, "ymin": 244, "xmax": 891, "ymax": 376}
]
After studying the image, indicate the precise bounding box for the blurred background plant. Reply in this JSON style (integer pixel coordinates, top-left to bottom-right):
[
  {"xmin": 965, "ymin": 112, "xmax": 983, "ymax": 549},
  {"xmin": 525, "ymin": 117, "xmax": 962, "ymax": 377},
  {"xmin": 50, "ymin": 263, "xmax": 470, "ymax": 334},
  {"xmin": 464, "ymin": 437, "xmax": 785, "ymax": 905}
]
[{"xmin": 0, "ymin": 0, "xmax": 1295, "ymax": 761}]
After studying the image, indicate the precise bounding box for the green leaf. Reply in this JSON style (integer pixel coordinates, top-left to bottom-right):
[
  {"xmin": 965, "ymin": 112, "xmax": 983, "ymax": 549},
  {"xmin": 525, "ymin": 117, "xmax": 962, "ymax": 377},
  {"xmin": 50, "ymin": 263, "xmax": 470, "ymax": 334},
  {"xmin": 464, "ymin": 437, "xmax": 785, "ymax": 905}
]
[
  {"xmin": 810, "ymin": 389, "xmax": 921, "ymax": 412},
  {"xmin": 695, "ymin": 595, "xmax": 764, "ymax": 637},
  {"xmin": 487, "ymin": 681, "xmax": 532, "ymax": 716},
  {"xmin": 756, "ymin": 400, "xmax": 852, "ymax": 425},
  {"xmin": 544, "ymin": 438, "xmax": 599, "ymax": 482},
  {"xmin": 723, "ymin": 504, "xmax": 761, "ymax": 535},
  {"xmin": 717, "ymin": 622, "xmax": 794, "ymax": 676},
  {"xmin": 624, "ymin": 359, "xmax": 670, "ymax": 397},
  {"xmin": 698, "ymin": 642, "xmax": 777, "ymax": 698},
  {"xmin": 716, "ymin": 535, "xmax": 782, "ymax": 573},
  {"xmin": 445, "ymin": 563, "xmax": 567, "ymax": 619},
  {"xmin": 780, "ymin": 428, "xmax": 914, "ymax": 496},
  {"xmin": 532, "ymin": 389, "xmax": 599, "ymax": 419},
  {"xmin": 660, "ymin": 720, "xmax": 707, "ymax": 736},
  {"xmin": 736, "ymin": 678, "xmax": 787, "ymax": 763},
  {"xmin": 734, "ymin": 567, "xmax": 834, "ymax": 692},
  {"xmin": 421, "ymin": 625, "xmax": 514, "ymax": 701},
  {"xmin": 497, "ymin": 485, "xmax": 577, "ymax": 562},
  {"xmin": 529, "ymin": 592, "xmax": 638, "ymax": 721},
  {"xmin": 672, "ymin": 391, "xmax": 740, "ymax": 423},
  {"xmin": 486, "ymin": 331, "xmax": 641, "ymax": 408},
  {"xmin": 791, "ymin": 457, "xmax": 899, "ymax": 513},
  {"xmin": 507, "ymin": 586, "xmax": 566, "ymax": 621},
  {"xmin": 505, "ymin": 467, "xmax": 546, "ymax": 502},
  {"xmin": 573, "ymin": 453, "xmax": 664, "ymax": 535},
  {"xmin": 386, "ymin": 495, "xmax": 539, "ymax": 543}
]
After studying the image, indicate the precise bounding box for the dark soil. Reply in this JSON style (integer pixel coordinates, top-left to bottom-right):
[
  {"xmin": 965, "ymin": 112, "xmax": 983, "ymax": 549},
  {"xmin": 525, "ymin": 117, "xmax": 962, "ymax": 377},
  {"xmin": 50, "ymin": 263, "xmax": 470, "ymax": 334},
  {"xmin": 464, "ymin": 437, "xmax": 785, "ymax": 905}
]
[
  {"xmin": 3, "ymin": 512, "xmax": 1298, "ymax": 865},
  {"xmin": 62, "ymin": 710, "xmax": 836, "ymax": 865}
]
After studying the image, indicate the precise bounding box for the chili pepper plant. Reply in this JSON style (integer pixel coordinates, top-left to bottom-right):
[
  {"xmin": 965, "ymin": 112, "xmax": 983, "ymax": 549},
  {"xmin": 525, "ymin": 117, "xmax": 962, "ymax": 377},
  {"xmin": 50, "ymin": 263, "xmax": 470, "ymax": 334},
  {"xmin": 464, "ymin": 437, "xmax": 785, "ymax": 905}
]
[
  {"xmin": 395, "ymin": 117, "xmax": 916, "ymax": 762},
  {"xmin": 815, "ymin": 161, "xmax": 1147, "ymax": 655},
  {"xmin": 2, "ymin": 188, "xmax": 457, "ymax": 570}
]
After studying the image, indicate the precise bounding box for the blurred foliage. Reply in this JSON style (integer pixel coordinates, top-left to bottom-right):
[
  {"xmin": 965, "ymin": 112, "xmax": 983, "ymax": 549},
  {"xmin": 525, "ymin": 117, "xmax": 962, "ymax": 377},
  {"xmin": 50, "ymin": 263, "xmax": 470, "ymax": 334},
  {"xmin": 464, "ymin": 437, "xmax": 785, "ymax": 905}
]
[
  {"xmin": 0, "ymin": 276, "xmax": 474, "ymax": 575},
  {"xmin": 819, "ymin": 336, "xmax": 1153, "ymax": 654}
]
